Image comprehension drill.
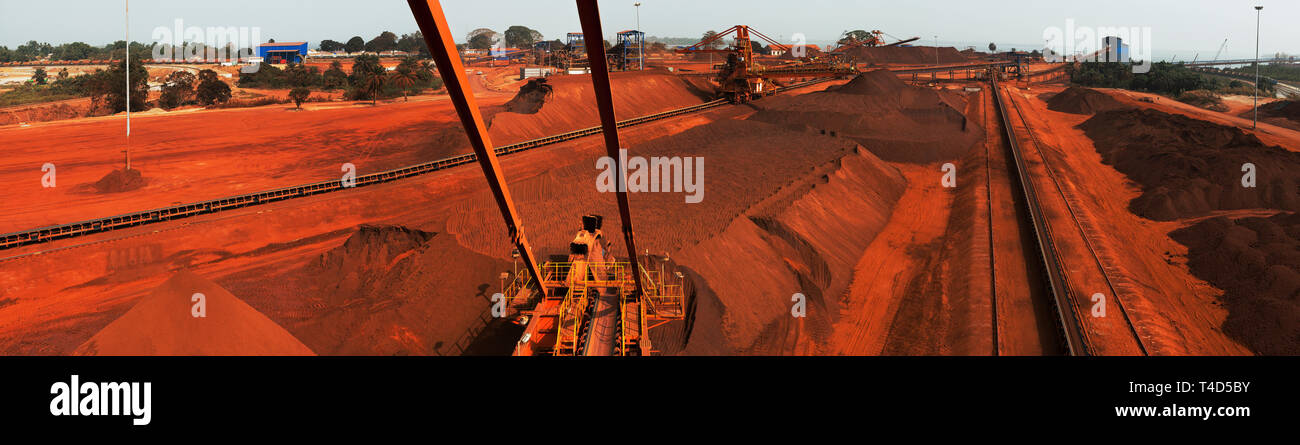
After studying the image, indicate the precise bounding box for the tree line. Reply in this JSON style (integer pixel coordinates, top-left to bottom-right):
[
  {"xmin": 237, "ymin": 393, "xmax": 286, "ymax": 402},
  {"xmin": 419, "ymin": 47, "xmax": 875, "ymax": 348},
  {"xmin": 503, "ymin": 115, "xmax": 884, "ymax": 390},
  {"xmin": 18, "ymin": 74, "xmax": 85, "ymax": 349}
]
[
  {"xmin": 238, "ymin": 54, "xmax": 442, "ymax": 105},
  {"xmin": 318, "ymin": 31, "xmax": 428, "ymax": 56}
]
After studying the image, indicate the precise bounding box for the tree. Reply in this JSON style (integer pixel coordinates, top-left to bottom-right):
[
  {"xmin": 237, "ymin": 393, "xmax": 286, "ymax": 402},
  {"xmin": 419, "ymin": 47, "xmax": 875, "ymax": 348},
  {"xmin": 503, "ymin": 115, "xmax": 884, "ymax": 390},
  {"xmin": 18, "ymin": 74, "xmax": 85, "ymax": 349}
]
[
  {"xmin": 504, "ymin": 26, "xmax": 543, "ymax": 50},
  {"xmin": 466, "ymin": 29, "xmax": 497, "ymax": 50},
  {"xmin": 348, "ymin": 54, "xmax": 384, "ymax": 87},
  {"xmin": 988, "ymin": 43, "xmax": 997, "ymax": 52},
  {"xmin": 361, "ymin": 72, "xmax": 386, "ymax": 106},
  {"xmin": 93, "ymin": 56, "xmax": 149, "ymax": 113},
  {"xmin": 839, "ymin": 30, "xmax": 876, "ymax": 46},
  {"xmin": 397, "ymin": 32, "xmax": 428, "ymax": 56},
  {"xmin": 345, "ymin": 36, "xmax": 365, "ymax": 53},
  {"xmin": 701, "ymin": 31, "xmax": 722, "ymax": 50},
  {"xmin": 320, "ymin": 39, "xmax": 345, "ymax": 52},
  {"xmin": 57, "ymin": 68, "xmax": 68, "ymax": 80},
  {"xmin": 389, "ymin": 70, "xmax": 418, "ymax": 101},
  {"xmin": 195, "ymin": 69, "xmax": 232, "ymax": 105},
  {"xmin": 289, "ymin": 87, "xmax": 310, "ymax": 109},
  {"xmin": 32, "ymin": 67, "xmax": 47, "ymax": 85},
  {"xmin": 323, "ymin": 60, "xmax": 348, "ymax": 90},
  {"xmin": 365, "ymin": 31, "xmax": 399, "ymax": 53},
  {"xmin": 159, "ymin": 70, "xmax": 196, "ymax": 109}
]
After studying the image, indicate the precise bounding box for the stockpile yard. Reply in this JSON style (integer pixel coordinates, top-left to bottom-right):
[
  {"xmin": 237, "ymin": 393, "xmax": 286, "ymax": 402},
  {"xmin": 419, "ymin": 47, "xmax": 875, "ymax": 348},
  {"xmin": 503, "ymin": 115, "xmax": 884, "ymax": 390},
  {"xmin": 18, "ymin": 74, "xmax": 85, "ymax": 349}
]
[{"xmin": 3, "ymin": 1, "xmax": 1300, "ymax": 363}]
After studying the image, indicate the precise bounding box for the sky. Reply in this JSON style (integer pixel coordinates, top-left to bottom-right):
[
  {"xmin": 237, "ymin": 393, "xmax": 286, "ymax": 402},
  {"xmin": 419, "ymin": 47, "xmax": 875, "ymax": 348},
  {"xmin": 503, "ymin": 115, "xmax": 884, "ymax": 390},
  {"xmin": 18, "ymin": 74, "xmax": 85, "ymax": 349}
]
[{"xmin": 1, "ymin": 0, "xmax": 1296, "ymax": 61}]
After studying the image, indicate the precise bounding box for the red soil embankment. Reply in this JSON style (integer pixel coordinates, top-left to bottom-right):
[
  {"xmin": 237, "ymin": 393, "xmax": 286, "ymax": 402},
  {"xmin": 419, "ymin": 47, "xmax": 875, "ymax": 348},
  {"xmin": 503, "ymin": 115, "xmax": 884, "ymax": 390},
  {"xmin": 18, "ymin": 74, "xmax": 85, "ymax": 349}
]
[
  {"xmin": 842, "ymin": 46, "xmax": 971, "ymax": 65},
  {"xmin": 1242, "ymin": 99, "xmax": 1300, "ymax": 131},
  {"xmin": 74, "ymin": 270, "xmax": 314, "ymax": 356},
  {"xmin": 748, "ymin": 69, "xmax": 983, "ymax": 163},
  {"xmin": 1171, "ymin": 214, "xmax": 1300, "ymax": 355},
  {"xmin": 1079, "ymin": 108, "xmax": 1300, "ymax": 221},
  {"xmin": 486, "ymin": 69, "xmax": 713, "ymax": 145},
  {"xmin": 675, "ymin": 146, "xmax": 906, "ymax": 355},
  {"xmin": 1046, "ymin": 86, "xmax": 1132, "ymax": 115},
  {"xmin": 0, "ymin": 97, "xmax": 104, "ymax": 126}
]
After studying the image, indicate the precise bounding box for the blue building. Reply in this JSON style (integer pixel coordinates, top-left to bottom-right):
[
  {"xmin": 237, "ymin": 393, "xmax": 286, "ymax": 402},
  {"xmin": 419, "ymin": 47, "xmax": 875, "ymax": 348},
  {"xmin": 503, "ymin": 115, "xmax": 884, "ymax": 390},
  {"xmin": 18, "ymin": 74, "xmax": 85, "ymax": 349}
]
[{"xmin": 256, "ymin": 42, "xmax": 308, "ymax": 64}]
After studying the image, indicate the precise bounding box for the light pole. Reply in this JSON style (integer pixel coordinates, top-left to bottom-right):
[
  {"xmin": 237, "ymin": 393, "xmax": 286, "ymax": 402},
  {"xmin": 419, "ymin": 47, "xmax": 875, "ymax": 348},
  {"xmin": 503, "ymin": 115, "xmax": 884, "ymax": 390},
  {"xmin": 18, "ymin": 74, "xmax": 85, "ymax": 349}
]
[
  {"xmin": 1254, "ymin": 5, "xmax": 1263, "ymax": 130},
  {"xmin": 635, "ymin": 2, "xmax": 643, "ymax": 70}
]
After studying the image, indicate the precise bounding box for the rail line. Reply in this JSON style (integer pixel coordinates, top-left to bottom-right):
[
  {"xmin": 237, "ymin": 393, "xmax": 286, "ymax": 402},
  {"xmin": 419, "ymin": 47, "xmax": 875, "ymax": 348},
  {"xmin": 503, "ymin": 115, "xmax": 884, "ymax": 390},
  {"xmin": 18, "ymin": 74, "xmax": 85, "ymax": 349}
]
[
  {"xmin": 0, "ymin": 77, "xmax": 835, "ymax": 251},
  {"xmin": 990, "ymin": 76, "xmax": 1090, "ymax": 356},
  {"xmin": 999, "ymin": 84, "xmax": 1149, "ymax": 356}
]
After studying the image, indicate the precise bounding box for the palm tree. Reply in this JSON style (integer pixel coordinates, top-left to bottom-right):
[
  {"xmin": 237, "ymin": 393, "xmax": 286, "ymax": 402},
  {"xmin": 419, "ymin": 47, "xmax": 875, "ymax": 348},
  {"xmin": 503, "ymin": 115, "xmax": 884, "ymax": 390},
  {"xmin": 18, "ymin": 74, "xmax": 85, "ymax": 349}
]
[
  {"xmin": 363, "ymin": 71, "xmax": 386, "ymax": 106},
  {"xmin": 389, "ymin": 70, "xmax": 418, "ymax": 101}
]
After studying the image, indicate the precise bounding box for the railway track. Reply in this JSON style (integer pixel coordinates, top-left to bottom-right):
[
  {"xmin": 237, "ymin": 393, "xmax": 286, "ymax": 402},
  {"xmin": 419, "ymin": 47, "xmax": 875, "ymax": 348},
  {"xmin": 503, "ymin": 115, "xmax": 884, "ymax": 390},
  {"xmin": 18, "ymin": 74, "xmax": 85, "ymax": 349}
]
[
  {"xmin": 998, "ymin": 83, "xmax": 1149, "ymax": 356},
  {"xmin": 989, "ymin": 77, "xmax": 1091, "ymax": 356},
  {"xmin": 0, "ymin": 77, "xmax": 836, "ymax": 252}
]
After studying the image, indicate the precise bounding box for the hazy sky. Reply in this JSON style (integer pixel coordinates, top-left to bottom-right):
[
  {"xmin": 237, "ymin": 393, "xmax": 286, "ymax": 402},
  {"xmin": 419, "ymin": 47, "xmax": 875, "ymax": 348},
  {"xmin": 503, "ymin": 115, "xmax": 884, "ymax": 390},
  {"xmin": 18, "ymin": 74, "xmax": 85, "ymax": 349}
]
[{"xmin": 2, "ymin": 0, "xmax": 1295, "ymax": 60}]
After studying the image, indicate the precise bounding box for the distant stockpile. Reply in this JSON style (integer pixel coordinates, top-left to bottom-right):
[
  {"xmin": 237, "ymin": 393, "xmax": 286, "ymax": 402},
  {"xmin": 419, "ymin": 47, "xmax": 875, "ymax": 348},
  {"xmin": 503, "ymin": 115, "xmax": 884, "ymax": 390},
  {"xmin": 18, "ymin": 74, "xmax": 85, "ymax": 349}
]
[
  {"xmin": 840, "ymin": 46, "xmax": 971, "ymax": 65},
  {"xmin": 487, "ymin": 69, "xmax": 714, "ymax": 145},
  {"xmin": 1079, "ymin": 108, "xmax": 1300, "ymax": 220},
  {"xmin": 747, "ymin": 69, "xmax": 983, "ymax": 163},
  {"xmin": 1171, "ymin": 214, "xmax": 1300, "ymax": 355},
  {"xmin": 1046, "ymin": 87, "xmax": 1132, "ymax": 115}
]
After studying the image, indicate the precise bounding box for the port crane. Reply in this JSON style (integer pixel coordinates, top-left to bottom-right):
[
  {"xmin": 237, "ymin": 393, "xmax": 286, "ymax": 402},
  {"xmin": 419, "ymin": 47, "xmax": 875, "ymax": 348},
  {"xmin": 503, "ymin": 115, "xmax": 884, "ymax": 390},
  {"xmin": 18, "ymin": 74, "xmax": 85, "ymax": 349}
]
[
  {"xmin": 676, "ymin": 25, "xmax": 857, "ymax": 103},
  {"xmin": 409, "ymin": 0, "xmax": 686, "ymax": 357}
]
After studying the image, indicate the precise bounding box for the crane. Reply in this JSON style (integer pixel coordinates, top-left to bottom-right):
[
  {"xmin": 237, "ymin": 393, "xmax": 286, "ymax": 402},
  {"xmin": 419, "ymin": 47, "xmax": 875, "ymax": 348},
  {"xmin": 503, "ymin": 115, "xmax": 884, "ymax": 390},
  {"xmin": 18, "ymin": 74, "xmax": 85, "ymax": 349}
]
[
  {"xmin": 676, "ymin": 25, "xmax": 857, "ymax": 103},
  {"xmin": 829, "ymin": 30, "xmax": 920, "ymax": 55},
  {"xmin": 1213, "ymin": 39, "xmax": 1229, "ymax": 63}
]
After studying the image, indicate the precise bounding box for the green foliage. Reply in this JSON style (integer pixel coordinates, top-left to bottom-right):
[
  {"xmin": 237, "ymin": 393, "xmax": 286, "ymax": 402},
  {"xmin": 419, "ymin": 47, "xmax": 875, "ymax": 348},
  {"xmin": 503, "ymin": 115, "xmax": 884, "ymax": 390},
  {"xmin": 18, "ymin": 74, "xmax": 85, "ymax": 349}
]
[
  {"xmin": 1069, "ymin": 61, "xmax": 1219, "ymax": 96},
  {"xmin": 289, "ymin": 87, "xmax": 311, "ymax": 109},
  {"xmin": 322, "ymin": 61, "xmax": 348, "ymax": 90},
  {"xmin": 238, "ymin": 63, "xmax": 321, "ymax": 89},
  {"xmin": 365, "ymin": 31, "xmax": 398, "ymax": 53},
  {"xmin": 0, "ymin": 84, "xmax": 79, "ymax": 107},
  {"xmin": 345, "ymin": 36, "xmax": 365, "ymax": 53},
  {"xmin": 32, "ymin": 68, "xmax": 47, "ymax": 85},
  {"xmin": 195, "ymin": 69, "xmax": 232, "ymax": 105},
  {"xmin": 397, "ymin": 32, "xmax": 428, "ymax": 56},
  {"xmin": 504, "ymin": 26, "xmax": 543, "ymax": 50},
  {"xmin": 159, "ymin": 71, "xmax": 196, "ymax": 109},
  {"xmin": 319, "ymin": 39, "xmax": 345, "ymax": 52},
  {"xmin": 93, "ymin": 56, "xmax": 150, "ymax": 113},
  {"xmin": 1226, "ymin": 63, "xmax": 1300, "ymax": 84}
]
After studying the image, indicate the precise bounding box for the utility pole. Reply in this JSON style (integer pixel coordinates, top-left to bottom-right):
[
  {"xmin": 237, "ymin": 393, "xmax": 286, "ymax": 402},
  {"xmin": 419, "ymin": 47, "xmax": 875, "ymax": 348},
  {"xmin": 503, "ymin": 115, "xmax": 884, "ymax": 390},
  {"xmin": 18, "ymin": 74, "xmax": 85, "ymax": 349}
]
[{"xmin": 1254, "ymin": 5, "xmax": 1263, "ymax": 130}]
